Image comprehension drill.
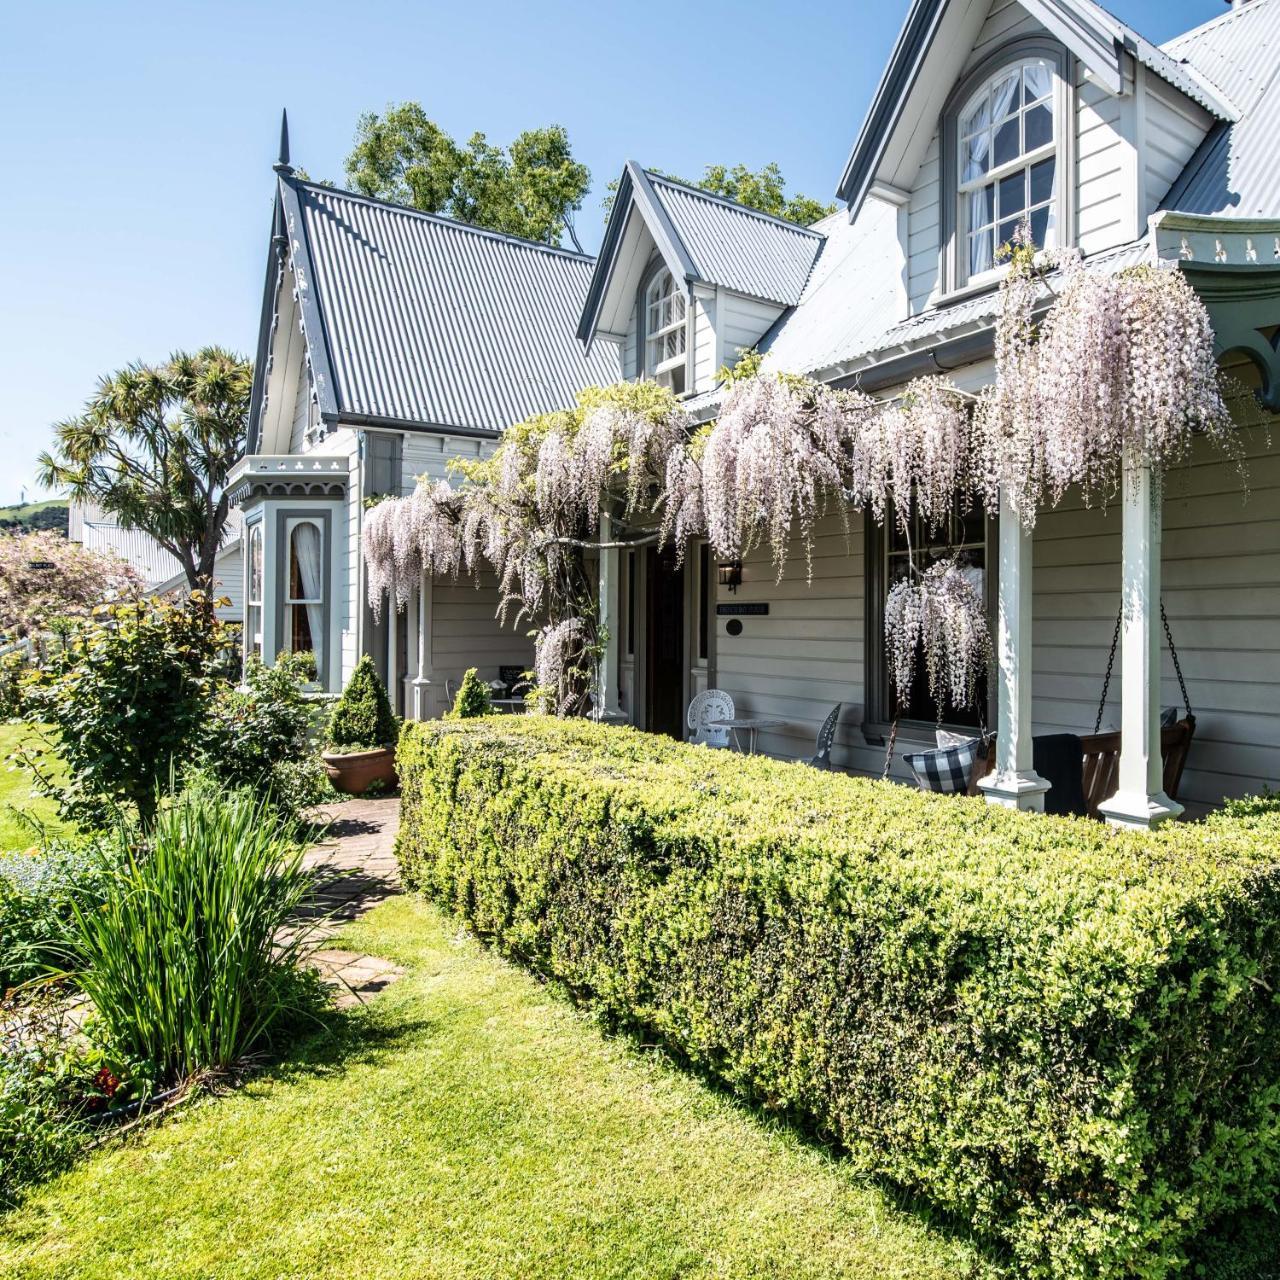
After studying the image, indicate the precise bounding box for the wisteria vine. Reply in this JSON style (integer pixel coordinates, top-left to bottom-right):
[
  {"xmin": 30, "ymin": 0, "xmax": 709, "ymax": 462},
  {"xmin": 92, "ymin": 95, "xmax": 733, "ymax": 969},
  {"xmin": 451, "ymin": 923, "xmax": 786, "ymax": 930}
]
[{"xmin": 364, "ymin": 234, "xmax": 1245, "ymax": 718}]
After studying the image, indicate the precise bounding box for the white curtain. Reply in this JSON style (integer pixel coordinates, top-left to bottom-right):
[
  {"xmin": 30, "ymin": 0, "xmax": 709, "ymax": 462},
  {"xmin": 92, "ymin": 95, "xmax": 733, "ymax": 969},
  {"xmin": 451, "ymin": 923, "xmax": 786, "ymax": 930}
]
[{"xmin": 292, "ymin": 522, "xmax": 325, "ymax": 676}]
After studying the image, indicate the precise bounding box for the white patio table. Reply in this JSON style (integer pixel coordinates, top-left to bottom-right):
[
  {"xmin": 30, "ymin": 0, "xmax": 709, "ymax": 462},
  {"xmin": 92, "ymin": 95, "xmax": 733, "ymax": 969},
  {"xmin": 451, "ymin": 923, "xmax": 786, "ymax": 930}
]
[{"xmin": 709, "ymin": 717, "xmax": 784, "ymax": 755}]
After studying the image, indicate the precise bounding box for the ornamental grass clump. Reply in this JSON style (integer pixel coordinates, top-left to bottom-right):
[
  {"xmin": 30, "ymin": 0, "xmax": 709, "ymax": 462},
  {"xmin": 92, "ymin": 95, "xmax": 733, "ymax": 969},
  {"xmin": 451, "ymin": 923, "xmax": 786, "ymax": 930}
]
[
  {"xmin": 396, "ymin": 717, "xmax": 1280, "ymax": 1280},
  {"xmin": 66, "ymin": 785, "xmax": 318, "ymax": 1084}
]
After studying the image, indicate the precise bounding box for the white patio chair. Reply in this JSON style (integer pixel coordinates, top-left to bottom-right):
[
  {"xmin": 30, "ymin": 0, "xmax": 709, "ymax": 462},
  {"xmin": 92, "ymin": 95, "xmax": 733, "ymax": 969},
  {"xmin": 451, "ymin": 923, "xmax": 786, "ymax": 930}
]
[{"xmin": 687, "ymin": 689, "xmax": 734, "ymax": 748}]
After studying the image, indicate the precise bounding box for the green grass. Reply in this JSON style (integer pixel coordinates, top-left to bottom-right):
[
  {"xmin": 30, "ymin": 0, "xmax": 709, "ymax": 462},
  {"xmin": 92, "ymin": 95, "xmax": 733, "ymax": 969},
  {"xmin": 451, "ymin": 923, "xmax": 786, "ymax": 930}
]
[
  {"xmin": 0, "ymin": 723, "xmax": 66, "ymax": 851},
  {"xmin": 0, "ymin": 896, "xmax": 994, "ymax": 1280}
]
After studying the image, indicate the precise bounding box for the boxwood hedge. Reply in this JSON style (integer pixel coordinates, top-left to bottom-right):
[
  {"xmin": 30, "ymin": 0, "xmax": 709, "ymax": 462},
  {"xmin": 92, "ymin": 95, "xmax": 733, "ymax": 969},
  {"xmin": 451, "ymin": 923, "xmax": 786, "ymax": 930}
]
[{"xmin": 395, "ymin": 717, "xmax": 1280, "ymax": 1278}]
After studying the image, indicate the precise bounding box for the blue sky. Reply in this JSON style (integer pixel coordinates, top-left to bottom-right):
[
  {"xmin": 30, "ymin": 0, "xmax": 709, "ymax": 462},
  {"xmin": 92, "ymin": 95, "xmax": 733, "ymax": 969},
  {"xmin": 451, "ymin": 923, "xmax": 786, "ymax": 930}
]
[{"xmin": 0, "ymin": 0, "xmax": 1221, "ymax": 503}]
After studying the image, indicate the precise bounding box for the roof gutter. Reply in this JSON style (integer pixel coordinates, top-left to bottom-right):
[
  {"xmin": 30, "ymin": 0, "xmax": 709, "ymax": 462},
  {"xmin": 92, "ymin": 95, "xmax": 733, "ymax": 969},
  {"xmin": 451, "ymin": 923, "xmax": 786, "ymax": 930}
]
[{"xmin": 827, "ymin": 327, "xmax": 996, "ymax": 393}]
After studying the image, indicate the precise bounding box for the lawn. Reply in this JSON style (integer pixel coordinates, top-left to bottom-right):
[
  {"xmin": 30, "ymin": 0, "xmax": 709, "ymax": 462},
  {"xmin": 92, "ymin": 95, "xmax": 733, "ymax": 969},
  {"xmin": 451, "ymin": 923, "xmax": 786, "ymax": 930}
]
[
  {"xmin": 0, "ymin": 722, "xmax": 66, "ymax": 851},
  {"xmin": 0, "ymin": 895, "xmax": 994, "ymax": 1280}
]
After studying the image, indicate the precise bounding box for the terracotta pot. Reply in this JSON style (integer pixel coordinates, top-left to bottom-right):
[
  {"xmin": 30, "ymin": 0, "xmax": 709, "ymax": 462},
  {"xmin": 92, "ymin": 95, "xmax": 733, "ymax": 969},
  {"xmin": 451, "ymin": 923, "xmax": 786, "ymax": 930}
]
[{"xmin": 321, "ymin": 746, "xmax": 398, "ymax": 796}]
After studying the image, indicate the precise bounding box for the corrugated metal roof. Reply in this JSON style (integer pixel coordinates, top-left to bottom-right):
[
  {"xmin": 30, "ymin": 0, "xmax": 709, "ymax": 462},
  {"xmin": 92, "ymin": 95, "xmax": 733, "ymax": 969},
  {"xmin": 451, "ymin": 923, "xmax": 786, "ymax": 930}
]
[
  {"xmin": 1160, "ymin": 0, "xmax": 1280, "ymax": 218},
  {"xmin": 645, "ymin": 173, "xmax": 824, "ymax": 306},
  {"xmin": 286, "ymin": 179, "xmax": 622, "ymax": 433}
]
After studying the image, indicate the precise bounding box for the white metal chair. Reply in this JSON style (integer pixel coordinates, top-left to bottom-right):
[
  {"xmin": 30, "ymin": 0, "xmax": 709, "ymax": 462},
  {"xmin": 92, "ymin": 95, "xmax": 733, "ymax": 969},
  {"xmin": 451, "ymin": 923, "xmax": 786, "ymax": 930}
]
[{"xmin": 687, "ymin": 689, "xmax": 735, "ymax": 748}]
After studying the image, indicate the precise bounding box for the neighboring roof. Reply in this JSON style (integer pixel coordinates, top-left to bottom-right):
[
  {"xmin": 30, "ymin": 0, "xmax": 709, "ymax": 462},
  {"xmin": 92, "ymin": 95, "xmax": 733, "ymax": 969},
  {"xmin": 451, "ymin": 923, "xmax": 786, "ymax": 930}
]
[
  {"xmin": 837, "ymin": 0, "xmax": 1238, "ymax": 219},
  {"xmin": 262, "ymin": 176, "xmax": 622, "ymax": 439},
  {"xmin": 1160, "ymin": 0, "xmax": 1280, "ymax": 218},
  {"xmin": 577, "ymin": 162, "xmax": 824, "ymax": 346}
]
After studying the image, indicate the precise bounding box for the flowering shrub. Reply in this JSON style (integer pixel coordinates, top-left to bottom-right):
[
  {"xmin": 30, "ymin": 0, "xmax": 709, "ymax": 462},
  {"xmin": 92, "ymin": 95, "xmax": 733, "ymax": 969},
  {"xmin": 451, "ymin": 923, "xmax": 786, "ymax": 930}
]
[{"xmin": 0, "ymin": 531, "xmax": 142, "ymax": 643}]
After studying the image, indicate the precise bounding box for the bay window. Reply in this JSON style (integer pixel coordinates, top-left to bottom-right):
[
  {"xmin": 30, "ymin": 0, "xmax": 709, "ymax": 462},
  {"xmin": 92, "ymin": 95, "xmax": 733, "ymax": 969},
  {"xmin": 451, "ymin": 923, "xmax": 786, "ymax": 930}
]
[
  {"xmin": 246, "ymin": 522, "xmax": 264, "ymax": 662},
  {"xmin": 284, "ymin": 517, "xmax": 325, "ymax": 678}
]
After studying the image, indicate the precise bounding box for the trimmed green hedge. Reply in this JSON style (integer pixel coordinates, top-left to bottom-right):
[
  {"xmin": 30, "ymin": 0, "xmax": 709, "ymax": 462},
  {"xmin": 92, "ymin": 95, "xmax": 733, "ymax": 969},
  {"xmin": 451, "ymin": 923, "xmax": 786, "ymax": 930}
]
[{"xmin": 396, "ymin": 717, "xmax": 1280, "ymax": 1278}]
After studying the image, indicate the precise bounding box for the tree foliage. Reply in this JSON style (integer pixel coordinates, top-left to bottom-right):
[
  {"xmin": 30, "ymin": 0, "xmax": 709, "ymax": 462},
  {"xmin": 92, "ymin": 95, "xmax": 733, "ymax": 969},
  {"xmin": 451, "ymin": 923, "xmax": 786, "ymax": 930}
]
[
  {"xmin": 0, "ymin": 531, "xmax": 142, "ymax": 642},
  {"xmin": 38, "ymin": 348, "xmax": 251, "ymax": 596},
  {"xmin": 344, "ymin": 104, "xmax": 590, "ymax": 248}
]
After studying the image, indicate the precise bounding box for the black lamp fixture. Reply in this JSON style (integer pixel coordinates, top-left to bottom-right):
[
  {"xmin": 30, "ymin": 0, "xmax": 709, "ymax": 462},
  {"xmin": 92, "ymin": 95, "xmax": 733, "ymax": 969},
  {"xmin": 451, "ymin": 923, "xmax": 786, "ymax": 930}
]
[{"xmin": 717, "ymin": 559, "xmax": 743, "ymax": 593}]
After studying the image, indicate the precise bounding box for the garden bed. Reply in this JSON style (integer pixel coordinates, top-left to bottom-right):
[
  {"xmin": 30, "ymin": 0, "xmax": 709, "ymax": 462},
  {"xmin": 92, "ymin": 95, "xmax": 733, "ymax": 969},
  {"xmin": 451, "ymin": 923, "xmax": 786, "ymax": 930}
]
[{"xmin": 396, "ymin": 717, "xmax": 1280, "ymax": 1279}]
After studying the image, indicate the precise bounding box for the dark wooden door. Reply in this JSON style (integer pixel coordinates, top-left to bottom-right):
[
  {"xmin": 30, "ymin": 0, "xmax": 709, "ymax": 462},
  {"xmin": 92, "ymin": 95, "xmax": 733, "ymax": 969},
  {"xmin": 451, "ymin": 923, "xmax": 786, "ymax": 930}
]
[{"xmin": 645, "ymin": 546, "xmax": 685, "ymax": 739}]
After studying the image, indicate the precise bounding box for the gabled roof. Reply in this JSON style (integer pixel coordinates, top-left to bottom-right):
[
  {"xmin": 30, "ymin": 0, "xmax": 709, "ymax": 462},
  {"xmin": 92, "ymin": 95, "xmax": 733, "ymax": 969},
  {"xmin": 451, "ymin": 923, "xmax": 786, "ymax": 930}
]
[
  {"xmin": 837, "ymin": 0, "xmax": 1238, "ymax": 220},
  {"xmin": 1160, "ymin": 0, "xmax": 1280, "ymax": 219},
  {"xmin": 577, "ymin": 162, "xmax": 824, "ymax": 347},
  {"xmin": 249, "ymin": 175, "xmax": 621, "ymax": 446}
]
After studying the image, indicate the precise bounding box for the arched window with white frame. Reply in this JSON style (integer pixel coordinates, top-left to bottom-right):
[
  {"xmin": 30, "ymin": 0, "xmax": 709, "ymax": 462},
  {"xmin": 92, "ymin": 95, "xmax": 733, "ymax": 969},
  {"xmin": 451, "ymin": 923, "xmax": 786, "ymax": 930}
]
[
  {"xmin": 285, "ymin": 516, "xmax": 326, "ymax": 680},
  {"xmin": 245, "ymin": 522, "xmax": 264, "ymax": 664},
  {"xmin": 643, "ymin": 267, "xmax": 687, "ymax": 395},
  {"xmin": 956, "ymin": 56, "xmax": 1058, "ymax": 280}
]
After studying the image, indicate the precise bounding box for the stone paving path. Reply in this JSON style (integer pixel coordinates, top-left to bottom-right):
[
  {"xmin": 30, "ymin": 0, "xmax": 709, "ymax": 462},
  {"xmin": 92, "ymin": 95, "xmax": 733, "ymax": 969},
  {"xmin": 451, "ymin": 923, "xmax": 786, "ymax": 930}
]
[{"xmin": 293, "ymin": 795, "xmax": 405, "ymax": 1010}]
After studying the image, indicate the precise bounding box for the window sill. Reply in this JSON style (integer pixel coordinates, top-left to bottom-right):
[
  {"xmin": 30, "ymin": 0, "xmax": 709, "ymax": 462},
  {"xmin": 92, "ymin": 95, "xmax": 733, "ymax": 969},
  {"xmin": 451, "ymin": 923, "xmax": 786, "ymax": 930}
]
[{"xmin": 931, "ymin": 274, "xmax": 1005, "ymax": 311}]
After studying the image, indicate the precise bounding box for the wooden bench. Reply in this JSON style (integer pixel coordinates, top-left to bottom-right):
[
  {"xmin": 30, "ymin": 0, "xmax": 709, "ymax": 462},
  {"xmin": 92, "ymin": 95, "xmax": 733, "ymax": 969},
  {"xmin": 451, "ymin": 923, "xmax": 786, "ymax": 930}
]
[{"xmin": 971, "ymin": 717, "xmax": 1196, "ymax": 817}]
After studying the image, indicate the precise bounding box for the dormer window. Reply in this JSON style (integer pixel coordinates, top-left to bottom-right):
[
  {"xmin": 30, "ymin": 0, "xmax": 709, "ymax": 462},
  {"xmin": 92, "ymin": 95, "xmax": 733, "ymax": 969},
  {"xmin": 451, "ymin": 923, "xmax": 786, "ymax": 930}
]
[
  {"xmin": 644, "ymin": 268, "xmax": 687, "ymax": 394},
  {"xmin": 953, "ymin": 54, "xmax": 1060, "ymax": 283}
]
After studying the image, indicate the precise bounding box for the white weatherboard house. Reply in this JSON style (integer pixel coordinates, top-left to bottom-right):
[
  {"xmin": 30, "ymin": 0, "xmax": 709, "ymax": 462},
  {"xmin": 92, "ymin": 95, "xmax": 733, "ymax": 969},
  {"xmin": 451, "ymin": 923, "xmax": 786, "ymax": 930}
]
[{"xmin": 232, "ymin": 0, "xmax": 1280, "ymax": 820}]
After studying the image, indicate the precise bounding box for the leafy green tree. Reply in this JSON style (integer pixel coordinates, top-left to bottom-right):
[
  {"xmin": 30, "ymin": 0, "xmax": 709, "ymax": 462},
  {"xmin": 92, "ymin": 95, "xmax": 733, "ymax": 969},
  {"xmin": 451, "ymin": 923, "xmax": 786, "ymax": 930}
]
[
  {"xmin": 23, "ymin": 598, "xmax": 233, "ymax": 827},
  {"xmin": 344, "ymin": 104, "xmax": 590, "ymax": 249},
  {"xmin": 604, "ymin": 162, "xmax": 835, "ymax": 228},
  {"xmin": 39, "ymin": 348, "xmax": 251, "ymax": 597}
]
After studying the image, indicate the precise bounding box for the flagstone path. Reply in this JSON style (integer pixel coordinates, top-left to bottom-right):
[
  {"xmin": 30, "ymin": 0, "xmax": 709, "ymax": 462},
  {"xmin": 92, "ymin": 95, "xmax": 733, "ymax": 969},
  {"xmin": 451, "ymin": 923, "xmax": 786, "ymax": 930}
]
[{"xmin": 295, "ymin": 795, "xmax": 405, "ymax": 1009}]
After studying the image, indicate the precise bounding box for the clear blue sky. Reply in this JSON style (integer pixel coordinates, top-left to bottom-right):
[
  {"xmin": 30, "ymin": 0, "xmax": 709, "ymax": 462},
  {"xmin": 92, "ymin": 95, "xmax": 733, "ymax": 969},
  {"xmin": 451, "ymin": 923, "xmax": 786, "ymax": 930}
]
[{"xmin": 0, "ymin": 0, "xmax": 1222, "ymax": 503}]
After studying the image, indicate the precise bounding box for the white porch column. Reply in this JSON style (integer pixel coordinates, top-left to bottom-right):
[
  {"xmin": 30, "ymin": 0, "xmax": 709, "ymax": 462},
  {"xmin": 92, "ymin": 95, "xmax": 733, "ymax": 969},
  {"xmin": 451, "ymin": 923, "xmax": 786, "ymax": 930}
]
[
  {"xmin": 1098, "ymin": 453, "xmax": 1182, "ymax": 828},
  {"xmin": 407, "ymin": 572, "xmax": 435, "ymax": 721},
  {"xmin": 979, "ymin": 488, "xmax": 1050, "ymax": 811},
  {"xmin": 596, "ymin": 514, "xmax": 622, "ymax": 720}
]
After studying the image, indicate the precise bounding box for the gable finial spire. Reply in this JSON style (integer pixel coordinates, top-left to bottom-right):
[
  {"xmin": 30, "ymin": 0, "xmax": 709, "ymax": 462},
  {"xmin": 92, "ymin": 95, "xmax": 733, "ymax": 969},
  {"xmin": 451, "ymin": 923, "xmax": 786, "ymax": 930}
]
[{"xmin": 274, "ymin": 109, "xmax": 293, "ymax": 176}]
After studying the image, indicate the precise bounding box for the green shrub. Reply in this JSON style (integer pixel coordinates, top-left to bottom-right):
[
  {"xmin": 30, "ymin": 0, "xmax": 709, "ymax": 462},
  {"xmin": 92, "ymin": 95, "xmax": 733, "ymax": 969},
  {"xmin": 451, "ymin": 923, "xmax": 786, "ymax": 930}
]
[
  {"xmin": 327, "ymin": 655, "xmax": 396, "ymax": 752},
  {"xmin": 0, "ymin": 840, "xmax": 112, "ymax": 993},
  {"xmin": 448, "ymin": 668, "xmax": 492, "ymax": 719},
  {"xmin": 197, "ymin": 654, "xmax": 332, "ymax": 816},
  {"xmin": 23, "ymin": 598, "xmax": 232, "ymax": 826},
  {"xmin": 66, "ymin": 785, "xmax": 320, "ymax": 1083},
  {"xmin": 396, "ymin": 717, "xmax": 1280, "ymax": 1280}
]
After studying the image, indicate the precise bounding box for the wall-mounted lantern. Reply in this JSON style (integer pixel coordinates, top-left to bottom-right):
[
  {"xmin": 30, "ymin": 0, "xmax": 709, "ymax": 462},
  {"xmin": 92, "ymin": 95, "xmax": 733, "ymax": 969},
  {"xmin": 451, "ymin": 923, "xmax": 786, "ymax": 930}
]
[{"xmin": 717, "ymin": 560, "xmax": 743, "ymax": 593}]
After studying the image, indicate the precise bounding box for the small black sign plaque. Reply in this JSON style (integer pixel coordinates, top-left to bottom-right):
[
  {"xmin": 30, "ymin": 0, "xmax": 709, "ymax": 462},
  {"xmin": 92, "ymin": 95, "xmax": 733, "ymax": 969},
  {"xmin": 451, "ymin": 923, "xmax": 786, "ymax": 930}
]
[{"xmin": 716, "ymin": 602, "xmax": 769, "ymax": 616}]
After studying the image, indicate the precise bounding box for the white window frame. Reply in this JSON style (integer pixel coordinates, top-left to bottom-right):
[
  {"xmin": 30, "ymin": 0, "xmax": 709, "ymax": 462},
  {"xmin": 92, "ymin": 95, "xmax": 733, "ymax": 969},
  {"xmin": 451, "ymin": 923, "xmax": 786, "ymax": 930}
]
[
  {"xmin": 246, "ymin": 522, "xmax": 264, "ymax": 663},
  {"xmin": 956, "ymin": 57, "xmax": 1059, "ymax": 285},
  {"xmin": 283, "ymin": 515, "xmax": 325, "ymax": 666},
  {"xmin": 644, "ymin": 268, "xmax": 688, "ymax": 390}
]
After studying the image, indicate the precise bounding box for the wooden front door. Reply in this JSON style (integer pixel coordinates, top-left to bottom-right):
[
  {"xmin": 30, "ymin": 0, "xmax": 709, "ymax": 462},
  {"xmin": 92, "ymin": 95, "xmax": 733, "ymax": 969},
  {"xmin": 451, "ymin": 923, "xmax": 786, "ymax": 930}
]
[{"xmin": 645, "ymin": 546, "xmax": 685, "ymax": 739}]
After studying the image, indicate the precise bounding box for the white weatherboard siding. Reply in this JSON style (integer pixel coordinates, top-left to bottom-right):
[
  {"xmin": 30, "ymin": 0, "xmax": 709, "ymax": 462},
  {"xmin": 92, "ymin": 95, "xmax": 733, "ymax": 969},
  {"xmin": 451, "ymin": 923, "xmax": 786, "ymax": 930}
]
[
  {"xmin": 1075, "ymin": 71, "xmax": 1128, "ymax": 255},
  {"xmin": 907, "ymin": 134, "xmax": 941, "ymax": 312},
  {"xmin": 960, "ymin": 0, "xmax": 1041, "ymax": 76},
  {"xmin": 1031, "ymin": 425, "xmax": 1280, "ymax": 815},
  {"xmin": 288, "ymin": 368, "xmax": 315, "ymax": 453},
  {"xmin": 1142, "ymin": 76, "xmax": 1212, "ymax": 216},
  {"xmin": 427, "ymin": 575, "xmax": 534, "ymax": 720},
  {"xmin": 400, "ymin": 432, "xmax": 494, "ymax": 493},
  {"xmin": 711, "ymin": 513, "xmax": 869, "ymax": 771},
  {"xmin": 693, "ymin": 287, "xmax": 718, "ymax": 392},
  {"xmin": 718, "ymin": 292, "xmax": 786, "ymax": 369}
]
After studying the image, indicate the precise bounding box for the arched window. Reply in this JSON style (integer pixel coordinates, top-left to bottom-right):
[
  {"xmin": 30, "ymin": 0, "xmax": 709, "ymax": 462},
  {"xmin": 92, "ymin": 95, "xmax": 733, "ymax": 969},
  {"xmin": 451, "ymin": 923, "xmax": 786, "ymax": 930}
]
[
  {"xmin": 644, "ymin": 267, "xmax": 687, "ymax": 394},
  {"xmin": 246, "ymin": 522, "xmax": 264, "ymax": 662},
  {"xmin": 285, "ymin": 517, "xmax": 325, "ymax": 678},
  {"xmin": 957, "ymin": 57, "xmax": 1057, "ymax": 279}
]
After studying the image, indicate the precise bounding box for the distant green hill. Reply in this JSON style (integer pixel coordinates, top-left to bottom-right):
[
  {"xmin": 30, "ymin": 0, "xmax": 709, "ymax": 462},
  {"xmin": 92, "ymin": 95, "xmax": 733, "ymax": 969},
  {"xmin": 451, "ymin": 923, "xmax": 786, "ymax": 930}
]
[{"xmin": 0, "ymin": 499, "xmax": 69, "ymax": 535}]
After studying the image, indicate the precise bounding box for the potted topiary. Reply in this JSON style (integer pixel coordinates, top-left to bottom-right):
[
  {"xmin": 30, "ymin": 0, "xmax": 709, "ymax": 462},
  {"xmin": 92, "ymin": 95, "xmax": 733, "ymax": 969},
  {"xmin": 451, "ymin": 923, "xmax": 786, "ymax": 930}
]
[
  {"xmin": 321, "ymin": 655, "xmax": 399, "ymax": 795},
  {"xmin": 447, "ymin": 667, "xmax": 492, "ymax": 719}
]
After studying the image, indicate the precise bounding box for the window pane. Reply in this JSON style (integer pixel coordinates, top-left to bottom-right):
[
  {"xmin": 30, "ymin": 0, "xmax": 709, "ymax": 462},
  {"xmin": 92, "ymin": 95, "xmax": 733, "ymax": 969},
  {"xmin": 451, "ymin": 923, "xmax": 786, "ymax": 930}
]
[
  {"xmin": 1023, "ymin": 58, "xmax": 1052, "ymax": 104},
  {"xmin": 1029, "ymin": 203, "xmax": 1050, "ymax": 250},
  {"xmin": 998, "ymin": 170, "xmax": 1025, "ymax": 218},
  {"xmin": 992, "ymin": 72, "xmax": 1019, "ymax": 120},
  {"xmin": 1029, "ymin": 156, "xmax": 1055, "ymax": 206},
  {"xmin": 968, "ymin": 185, "xmax": 994, "ymax": 230},
  {"xmin": 249, "ymin": 528, "xmax": 263, "ymax": 602},
  {"xmin": 969, "ymin": 226, "xmax": 994, "ymax": 275},
  {"xmin": 993, "ymin": 116, "xmax": 1020, "ymax": 167},
  {"xmin": 961, "ymin": 94, "xmax": 990, "ymax": 139},
  {"xmin": 1025, "ymin": 102, "xmax": 1053, "ymax": 151},
  {"xmin": 963, "ymin": 129, "xmax": 991, "ymax": 182},
  {"xmin": 998, "ymin": 218, "xmax": 1021, "ymax": 248}
]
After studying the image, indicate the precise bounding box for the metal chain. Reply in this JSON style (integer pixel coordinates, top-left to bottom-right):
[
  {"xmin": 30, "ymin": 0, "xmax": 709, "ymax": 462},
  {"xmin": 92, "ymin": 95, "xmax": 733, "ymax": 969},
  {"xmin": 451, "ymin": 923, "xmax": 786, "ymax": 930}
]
[
  {"xmin": 1094, "ymin": 598, "xmax": 1193, "ymax": 733},
  {"xmin": 1161, "ymin": 599, "xmax": 1193, "ymax": 719},
  {"xmin": 1095, "ymin": 604, "xmax": 1123, "ymax": 734}
]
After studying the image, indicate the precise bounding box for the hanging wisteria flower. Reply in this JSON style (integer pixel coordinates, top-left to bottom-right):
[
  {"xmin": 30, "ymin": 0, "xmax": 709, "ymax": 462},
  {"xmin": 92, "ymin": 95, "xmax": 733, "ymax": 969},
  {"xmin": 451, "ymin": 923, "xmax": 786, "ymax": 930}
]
[
  {"xmin": 884, "ymin": 558, "xmax": 992, "ymax": 713},
  {"xmin": 533, "ymin": 616, "xmax": 587, "ymax": 716},
  {"xmin": 362, "ymin": 481, "xmax": 464, "ymax": 619}
]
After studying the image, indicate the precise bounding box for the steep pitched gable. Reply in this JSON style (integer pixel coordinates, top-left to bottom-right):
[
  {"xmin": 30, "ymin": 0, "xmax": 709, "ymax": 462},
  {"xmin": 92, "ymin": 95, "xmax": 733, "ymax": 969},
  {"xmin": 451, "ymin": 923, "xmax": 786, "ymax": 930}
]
[
  {"xmin": 837, "ymin": 0, "xmax": 1237, "ymax": 222},
  {"xmin": 577, "ymin": 162, "xmax": 824, "ymax": 349}
]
